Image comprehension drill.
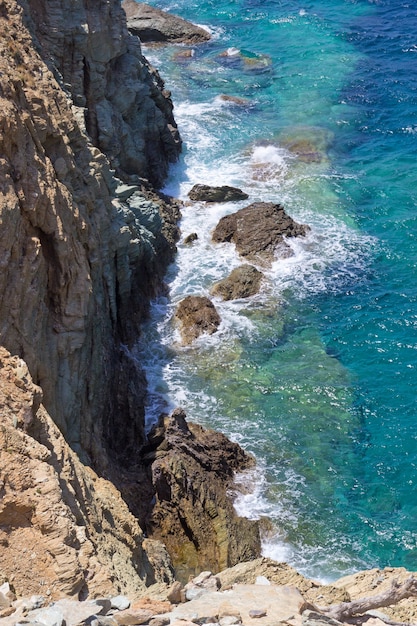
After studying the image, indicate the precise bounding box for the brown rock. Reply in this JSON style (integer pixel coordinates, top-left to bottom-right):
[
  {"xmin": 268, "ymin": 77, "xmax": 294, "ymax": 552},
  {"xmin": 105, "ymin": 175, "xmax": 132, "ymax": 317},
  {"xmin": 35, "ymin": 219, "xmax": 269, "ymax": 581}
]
[
  {"xmin": 145, "ymin": 409, "xmax": 261, "ymax": 583},
  {"xmin": 212, "ymin": 202, "xmax": 309, "ymax": 263},
  {"xmin": 175, "ymin": 295, "xmax": 221, "ymax": 344},
  {"xmin": 220, "ymin": 95, "xmax": 251, "ymax": 107},
  {"xmin": 167, "ymin": 581, "xmax": 184, "ymax": 604},
  {"xmin": 211, "ymin": 265, "xmax": 263, "ymax": 300},
  {"xmin": 122, "ymin": 1, "xmax": 211, "ymax": 44},
  {"xmin": 114, "ymin": 608, "xmax": 154, "ymax": 626},
  {"xmin": 0, "ymin": 347, "xmax": 173, "ymax": 599},
  {"xmin": 0, "ymin": 0, "xmax": 181, "ymax": 501},
  {"xmin": 188, "ymin": 184, "xmax": 249, "ymax": 202},
  {"xmin": 183, "ymin": 232, "xmax": 198, "ymax": 244}
]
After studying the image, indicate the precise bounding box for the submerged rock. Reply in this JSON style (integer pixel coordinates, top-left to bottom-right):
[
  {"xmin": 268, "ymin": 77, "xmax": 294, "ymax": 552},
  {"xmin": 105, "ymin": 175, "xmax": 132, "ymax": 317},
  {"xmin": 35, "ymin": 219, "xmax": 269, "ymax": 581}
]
[
  {"xmin": 211, "ymin": 265, "xmax": 264, "ymax": 300},
  {"xmin": 123, "ymin": 1, "xmax": 211, "ymax": 44},
  {"xmin": 279, "ymin": 125, "xmax": 334, "ymax": 164},
  {"xmin": 174, "ymin": 295, "xmax": 221, "ymax": 344},
  {"xmin": 212, "ymin": 202, "xmax": 310, "ymax": 263},
  {"xmin": 188, "ymin": 184, "xmax": 249, "ymax": 202}
]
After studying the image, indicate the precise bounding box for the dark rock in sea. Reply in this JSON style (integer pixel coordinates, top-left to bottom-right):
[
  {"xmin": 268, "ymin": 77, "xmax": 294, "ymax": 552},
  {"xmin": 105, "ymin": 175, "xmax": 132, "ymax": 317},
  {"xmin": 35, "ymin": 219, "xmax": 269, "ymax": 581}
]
[
  {"xmin": 183, "ymin": 232, "xmax": 198, "ymax": 244},
  {"xmin": 174, "ymin": 295, "xmax": 221, "ymax": 344},
  {"xmin": 211, "ymin": 265, "xmax": 264, "ymax": 300},
  {"xmin": 188, "ymin": 184, "xmax": 249, "ymax": 202},
  {"xmin": 145, "ymin": 408, "xmax": 261, "ymax": 583},
  {"xmin": 212, "ymin": 202, "xmax": 310, "ymax": 263},
  {"xmin": 122, "ymin": 0, "xmax": 211, "ymax": 44}
]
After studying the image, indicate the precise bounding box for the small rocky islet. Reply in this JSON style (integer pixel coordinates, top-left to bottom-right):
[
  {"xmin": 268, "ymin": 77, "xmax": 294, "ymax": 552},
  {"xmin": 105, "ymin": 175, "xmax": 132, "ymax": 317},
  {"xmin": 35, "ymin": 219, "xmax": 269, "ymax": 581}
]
[{"xmin": 1, "ymin": 1, "xmax": 417, "ymax": 625}]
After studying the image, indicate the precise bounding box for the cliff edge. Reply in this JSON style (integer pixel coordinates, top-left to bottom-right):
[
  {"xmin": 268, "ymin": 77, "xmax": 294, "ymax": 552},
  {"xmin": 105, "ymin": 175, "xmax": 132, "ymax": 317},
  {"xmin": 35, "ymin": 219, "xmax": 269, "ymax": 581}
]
[{"xmin": 0, "ymin": 0, "xmax": 261, "ymax": 596}]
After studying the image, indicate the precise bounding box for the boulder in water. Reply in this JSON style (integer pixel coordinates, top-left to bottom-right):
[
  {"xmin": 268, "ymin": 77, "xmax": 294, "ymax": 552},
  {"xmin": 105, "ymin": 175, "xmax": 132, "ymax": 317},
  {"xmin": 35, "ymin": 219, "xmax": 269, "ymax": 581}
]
[
  {"xmin": 212, "ymin": 202, "xmax": 310, "ymax": 263},
  {"xmin": 188, "ymin": 184, "xmax": 249, "ymax": 202},
  {"xmin": 211, "ymin": 265, "xmax": 264, "ymax": 300},
  {"xmin": 122, "ymin": 1, "xmax": 211, "ymax": 44},
  {"xmin": 175, "ymin": 295, "xmax": 221, "ymax": 344}
]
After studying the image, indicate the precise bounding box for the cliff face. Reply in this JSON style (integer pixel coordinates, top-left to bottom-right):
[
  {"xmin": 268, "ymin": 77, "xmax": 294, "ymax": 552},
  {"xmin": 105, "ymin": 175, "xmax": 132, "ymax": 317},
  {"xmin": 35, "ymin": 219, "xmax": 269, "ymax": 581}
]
[
  {"xmin": 0, "ymin": 0, "xmax": 180, "ymax": 471},
  {"xmin": 0, "ymin": 346, "xmax": 174, "ymax": 598},
  {"xmin": 25, "ymin": 0, "xmax": 181, "ymax": 187},
  {"xmin": 0, "ymin": 0, "xmax": 262, "ymax": 595}
]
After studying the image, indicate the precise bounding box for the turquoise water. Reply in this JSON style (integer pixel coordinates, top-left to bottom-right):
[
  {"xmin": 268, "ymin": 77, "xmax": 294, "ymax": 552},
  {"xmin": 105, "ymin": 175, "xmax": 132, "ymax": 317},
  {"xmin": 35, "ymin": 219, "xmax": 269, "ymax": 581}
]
[{"xmin": 138, "ymin": 0, "xmax": 417, "ymax": 580}]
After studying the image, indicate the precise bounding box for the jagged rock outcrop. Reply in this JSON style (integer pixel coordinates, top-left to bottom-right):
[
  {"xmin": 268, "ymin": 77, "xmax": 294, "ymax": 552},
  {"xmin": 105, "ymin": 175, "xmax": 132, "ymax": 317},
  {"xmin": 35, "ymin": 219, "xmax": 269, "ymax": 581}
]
[
  {"xmin": 188, "ymin": 184, "xmax": 249, "ymax": 203},
  {"xmin": 122, "ymin": 0, "xmax": 211, "ymax": 44},
  {"xmin": 212, "ymin": 202, "xmax": 310, "ymax": 263},
  {"xmin": 211, "ymin": 265, "xmax": 264, "ymax": 300},
  {"xmin": 144, "ymin": 409, "xmax": 262, "ymax": 583},
  {"xmin": 0, "ymin": 347, "xmax": 174, "ymax": 600},
  {"xmin": 25, "ymin": 0, "xmax": 181, "ymax": 188},
  {"xmin": 175, "ymin": 295, "xmax": 221, "ymax": 344},
  {"xmin": 0, "ymin": 0, "xmax": 181, "ymax": 474}
]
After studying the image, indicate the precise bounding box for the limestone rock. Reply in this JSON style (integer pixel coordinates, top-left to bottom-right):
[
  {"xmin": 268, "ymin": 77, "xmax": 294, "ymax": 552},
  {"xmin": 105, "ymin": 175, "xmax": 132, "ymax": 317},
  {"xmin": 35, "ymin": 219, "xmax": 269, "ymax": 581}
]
[
  {"xmin": 184, "ymin": 572, "xmax": 221, "ymax": 601},
  {"xmin": 123, "ymin": 1, "xmax": 211, "ymax": 44},
  {"xmin": 212, "ymin": 202, "xmax": 310, "ymax": 263},
  {"xmin": 216, "ymin": 559, "xmax": 349, "ymax": 607},
  {"xmin": 171, "ymin": 584, "xmax": 308, "ymax": 626},
  {"xmin": 211, "ymin": 265, "xmax": 263, "ymax": 300},
  {"xmin": 175, "ymin": 295, "xmax": 221, "ymax": 344},
  {"xmin": 331, "ymin": 567, "xmax": 417, "ymax": 624},
  {"xmin": 188, "ymin": 184, "xmax": 249, "ymax": 202},
  {"xmin": 145, "ymin": 409, "xmax": 261, "ymax": 583}
]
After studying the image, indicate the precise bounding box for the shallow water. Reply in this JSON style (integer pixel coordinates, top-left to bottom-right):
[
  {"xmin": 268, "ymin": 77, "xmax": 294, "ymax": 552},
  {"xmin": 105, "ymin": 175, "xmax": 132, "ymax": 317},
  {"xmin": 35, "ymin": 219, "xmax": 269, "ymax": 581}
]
[{"xmin": 138, "ymin": 0, "xmax": 417, "ymax": 580}]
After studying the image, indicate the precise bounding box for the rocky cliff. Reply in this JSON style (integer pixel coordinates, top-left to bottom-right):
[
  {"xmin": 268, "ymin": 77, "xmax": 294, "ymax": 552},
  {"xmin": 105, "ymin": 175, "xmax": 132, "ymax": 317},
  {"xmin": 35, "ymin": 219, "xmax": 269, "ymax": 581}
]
[
  {"xmin": 0, "ymin": 0, "xmax": 261, "ymax": 596},
  {"xmin": 0, "ymin": 0, "xmax": 180, "ymax": 472}
]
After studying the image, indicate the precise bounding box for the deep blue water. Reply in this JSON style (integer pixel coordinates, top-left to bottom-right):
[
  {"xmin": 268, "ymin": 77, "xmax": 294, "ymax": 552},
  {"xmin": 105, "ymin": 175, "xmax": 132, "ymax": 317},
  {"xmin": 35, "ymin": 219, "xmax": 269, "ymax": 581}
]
[{"xmin": 138, "ymin": 0, "xmax": 417, "ymax": 580}]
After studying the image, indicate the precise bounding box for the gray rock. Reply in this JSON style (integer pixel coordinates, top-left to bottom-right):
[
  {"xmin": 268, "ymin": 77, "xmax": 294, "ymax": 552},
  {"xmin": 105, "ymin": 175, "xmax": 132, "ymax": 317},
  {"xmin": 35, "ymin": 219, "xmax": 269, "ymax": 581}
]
[
  {"xmin": 41, "ymin": 600, "xmax": 109, "ymax": 626},
  {"xmin": 188, "ymin": 184, "xmax": 248, "ymax": 203},
  {"xmin": 219, "ymin": 617, "xmax": 241, "ymax": 626},
  {"xmin": 95, "ymin": 598, "xmax": 112, "ymax": 614},
  {"xmin": 110, "ymin": 595, "xmax": 130, "ymax": 611},
  {"xmin": 122, "ymin": 0, "xmax": 211, "ymax": 44},
  {"xmin": 248, "ymin": 609, "xmax": 267, "ymax": 619},
  {"xmin": 25, "ymin": 606, "xmax": 65, "ymax": 626},
  {"xmin": 149, "ymin": 617, "xmax": 171, "ymax": 626},
  {"xmin": 88, "ymin": 617, "xmax": 118, "ymax": 626},
  {"xmin": 302, "ymin": 610, "xmax": 343, "ymax": 626}
]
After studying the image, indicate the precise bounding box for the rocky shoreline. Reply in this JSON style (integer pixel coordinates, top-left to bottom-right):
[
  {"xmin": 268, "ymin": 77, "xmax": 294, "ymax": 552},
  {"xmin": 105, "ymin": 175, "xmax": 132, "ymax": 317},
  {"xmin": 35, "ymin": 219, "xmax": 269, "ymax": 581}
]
[{"xmin": 1, "ymin": 1, "xmax": 417, "ymax": 625}]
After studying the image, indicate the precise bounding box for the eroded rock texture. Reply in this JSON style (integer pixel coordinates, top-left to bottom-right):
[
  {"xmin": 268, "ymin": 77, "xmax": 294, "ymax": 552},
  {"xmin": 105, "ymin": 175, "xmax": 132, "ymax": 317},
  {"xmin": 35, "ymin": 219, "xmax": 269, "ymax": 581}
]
[
  {"xmin": 0, "ymin": 0, "xmax": 180, "ymax": 473},
  {"xmin": 211, "ymin": 265, "xmax": 264, "ymax": 300},
  {"xmin": 26, "ymin": 0, "xmax": 182, "ymax": 187},
  {"xmin": 144, "ymin": 409, "xmax": 262, "ymax": 583},
  {"xmin": 212, "ymin": 202, "xmax": 310, "ymax": 263},
  {"xmin": 0, "ymin": 347, "xmax": 174, "ymax": 599},
  {"xmin": 175, "ymin": 295, "xmax": 221, "ymax": 344},
  {"xmin": 123, "ymin": 0, "xmax": 211, "ymax": 44}
]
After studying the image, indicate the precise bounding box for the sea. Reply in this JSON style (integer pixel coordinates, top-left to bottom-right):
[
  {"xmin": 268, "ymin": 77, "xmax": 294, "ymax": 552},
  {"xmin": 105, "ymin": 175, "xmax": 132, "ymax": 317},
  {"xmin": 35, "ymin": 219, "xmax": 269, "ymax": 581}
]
[{"xmin": 137, "ymin": 0, "xmax": 417, "ymax": 582}]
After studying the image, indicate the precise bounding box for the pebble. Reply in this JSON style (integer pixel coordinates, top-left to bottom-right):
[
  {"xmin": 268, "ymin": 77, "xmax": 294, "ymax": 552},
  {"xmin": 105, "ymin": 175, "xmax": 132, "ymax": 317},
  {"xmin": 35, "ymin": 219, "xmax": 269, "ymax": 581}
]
[{"xmin": 248, "ymin": 609, "xmax": 267, "ymax": 619}]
